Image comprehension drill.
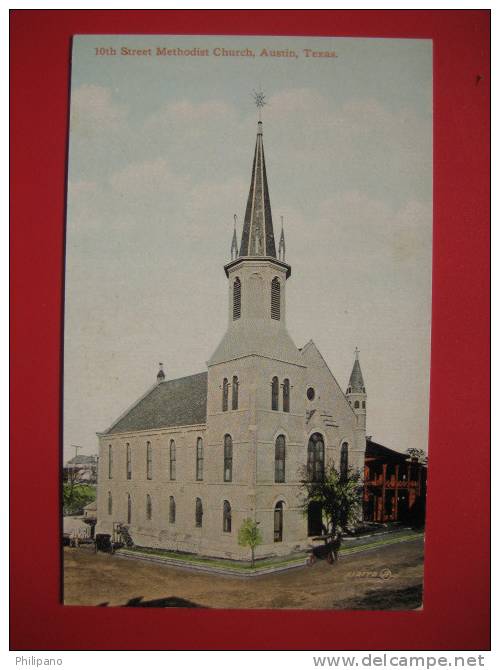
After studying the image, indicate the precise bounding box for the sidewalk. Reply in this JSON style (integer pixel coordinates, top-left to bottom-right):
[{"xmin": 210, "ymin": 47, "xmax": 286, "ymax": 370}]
[{"xmin": 115, "ymin": 527, "xmax": 424, "ymax": 577}]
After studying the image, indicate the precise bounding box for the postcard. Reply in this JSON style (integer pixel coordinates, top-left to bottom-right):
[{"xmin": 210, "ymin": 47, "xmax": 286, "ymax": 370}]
[{"xmin": 63, "ymin": 34, "xmax": 432, "ymax": 609}]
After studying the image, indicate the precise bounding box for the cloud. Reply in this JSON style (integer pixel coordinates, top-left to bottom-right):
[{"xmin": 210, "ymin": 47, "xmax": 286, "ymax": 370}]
[
  {"xmin": 70, "ymin": 85, "xmax": 128, "ymax": 137},
  {"xmin": 109, "ymin": 157, "xmax": 188, "ymax": 197}
]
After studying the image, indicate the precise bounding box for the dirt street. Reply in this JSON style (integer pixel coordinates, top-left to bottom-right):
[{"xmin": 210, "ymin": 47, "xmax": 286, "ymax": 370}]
[{"xmin": 63, "ymin": 537, "xmax": 424, "ymax": 609}]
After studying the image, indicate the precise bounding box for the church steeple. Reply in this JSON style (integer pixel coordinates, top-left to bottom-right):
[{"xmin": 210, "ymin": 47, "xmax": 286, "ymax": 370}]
[
  {"xmin": 238, "ymin": 119, "xmax": 277, "ymax": 258},
  {"xmin": 348, "ymin": 347, "xmax": 366, "ymax": 393},
  {"xmin": 346, "ymin": 347, "xmax": 367, "ymax": 429}
]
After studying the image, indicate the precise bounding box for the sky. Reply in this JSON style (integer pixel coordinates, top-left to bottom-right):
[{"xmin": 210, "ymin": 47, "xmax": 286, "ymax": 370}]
[{"xmin": 64, "ymin": 35, "xmax": 432, "ymax": 461}]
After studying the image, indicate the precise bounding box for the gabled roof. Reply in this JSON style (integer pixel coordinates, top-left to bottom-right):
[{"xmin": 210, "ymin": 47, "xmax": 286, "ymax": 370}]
[
  {"xmin": 366, "ymin": 438, "xmax": 410, "ymax": 462},
  {"xmin": 105, "ymin": 372, "xmax": 208, "ymax": 435},
  {"xmin": 66, "ymin": 455, "xmax": 97, "ymax": 465}
]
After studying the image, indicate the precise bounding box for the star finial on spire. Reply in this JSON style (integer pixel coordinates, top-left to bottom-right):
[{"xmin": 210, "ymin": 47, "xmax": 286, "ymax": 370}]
[{"xmin": 252, "ymin": 87, "xmax": 267, "ymax": 122}]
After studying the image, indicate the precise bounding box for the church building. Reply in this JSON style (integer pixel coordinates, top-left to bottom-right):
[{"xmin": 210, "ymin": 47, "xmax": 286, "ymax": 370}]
[{"xmin": 96, "ymin": 115, "xmax": 368, "ymax": 560}]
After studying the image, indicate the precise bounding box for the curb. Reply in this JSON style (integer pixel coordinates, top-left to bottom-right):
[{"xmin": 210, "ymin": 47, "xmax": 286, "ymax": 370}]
[{"xmin": 115, "ymin": 532, "xmax": 423, "ymax": 577}]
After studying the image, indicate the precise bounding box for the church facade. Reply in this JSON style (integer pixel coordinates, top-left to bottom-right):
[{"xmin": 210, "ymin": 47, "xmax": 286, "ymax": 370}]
[{"xmin": 95, "ymin": 117, "xmax": 368, "ymax": 560}]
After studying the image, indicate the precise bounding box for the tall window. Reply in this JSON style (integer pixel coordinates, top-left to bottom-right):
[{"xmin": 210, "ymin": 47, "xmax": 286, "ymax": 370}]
[
  {"xmin": 126, "ymin": 443, "xmax": 132, "ymax": 480},
  {"xmin": 223, "ymin": 434, "xmax": 233, "ymax": 482},
  {"xmin": 271, "ymin": 376, "xmax": 279, "ymax": 411},
  {"xmin": 233, "ymin": 277, "xmax": 241, "ymax": 320},
  {"xmin": 307, "ymin": 433, "xmax": 325, "ymax": 482},
  {"xmin": 283, "ymin": 378, "xmax": 290, "ymax": 413},
  {"xmin": 271, "ymin": 277, "xmax": 281, "ymax": 320},
  {"xmin": 195, "ymin": 497, "xmax": 203, "ymax": 527},
  {"xmin": 127, "ymin": 494, "xmax": 132, "ymax": 524},
  {"xmin": 146, "ymin": 494, "xmax": 152, "ymax": 520},
  {"xmin": 223, "ymin": 500, "xmax": 232, "ymax": 532},
  {"xmin": 354, "ymin": 400, "xmax": 360, "ymax": 409},
  {"xmin": 146, "ymin": 441, "xmax": 152, "ymax": 480},
  {"xmin": 196, "ymin": 437, "xmax": 204, "ymax": 481},
  {"xmin": 108, "ymin": 444, "xmax": 113, "ymax": 479},
  {"xmin": 232, "ymin": 375, "xmax": 239, "ymax": 410},
  {"xmin": 222, "ymin": 378, "xmax": 229, "ymax": 412},
  {"xmin": 169, "ymin": 440, "xmax": 176, "ymax": 480},
  {"xmin": 169, "ymin": 496, "xmax": 176, "ymax": 524},
  {"xmin": 340, "ymin": 442, "xmax": 349, "ymax": 480},
  {"xmin": 274, "ymin": 501, "xmax": 284, "ymax": 542},
  {"xmin": 275, "ymin": 435, "xmax": 286, "ymax": 483},
  {"xmin": 107, "ymin": 491, "xmax": 112, "ymax": 515}
]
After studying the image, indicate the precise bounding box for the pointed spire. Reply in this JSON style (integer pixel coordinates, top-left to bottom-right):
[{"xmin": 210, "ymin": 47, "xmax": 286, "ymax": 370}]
[
  {"xmin": 231, "ymin": 214, "xmax": 239, "ymax": 260},
  {"xmin": 278, "ymin": 215, "xmax": 286, "ymax": 262},
  {"xmin": 239, "ymin": 110, "xmax": 277, "ymax": 258},
  {"xmin": 348, "ymin": 348, "xmax": 366, "ymax": 393},
  {"xmin": 157, "ymin": 362, "xmax": 165, "ymax": 383}
]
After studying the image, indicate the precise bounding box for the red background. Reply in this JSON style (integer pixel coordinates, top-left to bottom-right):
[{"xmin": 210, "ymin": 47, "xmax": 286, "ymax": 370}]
[{"xmin": 10, "ymin": 9, "xmax": 490, "ymax": 650}]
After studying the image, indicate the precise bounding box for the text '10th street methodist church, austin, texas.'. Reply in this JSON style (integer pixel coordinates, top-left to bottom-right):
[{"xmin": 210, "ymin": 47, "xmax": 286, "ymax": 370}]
[{"xmin": 95, "ymin": 105, "xmax": 368, "ymax": 560}]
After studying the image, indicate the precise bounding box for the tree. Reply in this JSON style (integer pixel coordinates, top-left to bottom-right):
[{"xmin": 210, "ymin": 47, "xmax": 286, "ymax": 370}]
[
  {"xmin": 63, "ymin": 465, "xmax": 96, "ymax": 516},
  {"xmin": 238, "ymin": 518, "xmax": 263, "ymax": 567},
  {"xmin": 299, "ymin": 463, "xmax": 362, "ymax": 540},
  {"xmin": 406, "ymin": 448, "xmax": 428, "ymax": 465}
]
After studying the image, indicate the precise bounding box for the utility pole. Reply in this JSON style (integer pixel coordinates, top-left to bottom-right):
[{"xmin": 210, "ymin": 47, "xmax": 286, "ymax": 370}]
[{"xmin": 71, "ymin": 444, "xmax": 83, "ymax": 459}]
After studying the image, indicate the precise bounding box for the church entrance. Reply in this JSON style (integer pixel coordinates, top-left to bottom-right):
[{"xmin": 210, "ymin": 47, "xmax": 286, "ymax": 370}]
[{"xmin": 307, "ymin": 501, "xmax": 323, "ymax": 536}]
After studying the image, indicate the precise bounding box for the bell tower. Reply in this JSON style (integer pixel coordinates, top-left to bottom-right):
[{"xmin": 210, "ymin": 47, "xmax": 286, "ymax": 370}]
[
  {"xmin": 203, "ymin": 94, "xmax": 306, "ymax": 558},
  {"xmin": 346, "ymin": 347, "xmax": 367, "ymax": 429},
  {"xmin": 208, "ymin": 104, "xmax": 300, "ymax": 368}
]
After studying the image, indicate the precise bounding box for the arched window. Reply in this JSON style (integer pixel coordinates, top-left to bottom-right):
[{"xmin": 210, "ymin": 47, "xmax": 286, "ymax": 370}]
[
  {"xmin": 275, "ymin": 435, "xmax": 286, "ymax": 483},
  {"xmin": 196, "ymin": 437, "xmax": 204, "ymax": 481},
  {"xmin": 195, "ymin": 497, "xmax": 203, "ymax": 527},
  {"xmin": 169, "ymin": 496, "xmax": 176, "ymax": 524},
  {"xmin": 271, "ymin": 376, "xmax": 279, "ymax": 411},
  {"xmin": 223, "ymin": 434, "xmax": 233, "ymax": 482},
  {"xmin": 146, "ymin": 441, "xmax": 152, "ymax": 480},
  {"xmin": 233, "ymin": 277, "xmax": 241, "ymax": 320},
  {"xmin": 146, "ymin": 494, "xmax": 152, "ymax": 520},
  {"xmin": 283, "ymin": 378, "xmax": 290, "ymax": 413},
  {"xmin": 354, "ymin": 400, "xmax": 360, "ymax": 409},
  {"xmin": 223, "ymin": 500, "xmax": 232, "ymax": 533},
  {"xmin": 108, "ymin": 444, "xmax": 113, "ymax": 479},
  {"xmin": 127, "ymin": 494, "xmax": 132, "ymax": 524},
  {"xmin": 362, "ymin": 401, "xmax": 366, "ymax": 409},
  {"xmin": 222, "ymin": 378, "xmax": 229, "ymax": 412},
  {"xmin": 274, "ymin": 501, "xmax": 284, "ymax": 542},
  {"xmin": 107, "ymin": 491, "xmax": 112, "ymax": 515},
  {"xmin": 271, "ymin": 277, "xmax": 281, "ymax": 320},
  {"xmin": 169, "ymin": 440, "xmax": 176, "ymax": 480},
  {"xmin": 126, "ymin": 443, "xmax": 132, "ymax": 480},
  {"xmin": 232, "ymin": 375, "xmax": 239, "ymax": 410},
  {"xmin": 340, "ymin": 442, "xmax": 349, "ymax": 480},
  {"xmin": 307, "ymin": 433, "xmax": 325, "ymax": 482}
]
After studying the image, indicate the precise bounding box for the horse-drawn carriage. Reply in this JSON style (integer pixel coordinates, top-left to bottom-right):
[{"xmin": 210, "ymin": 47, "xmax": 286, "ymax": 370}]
[{"xmin": 307, "ymin": 532, "xmax": 342, "ymax": 565}]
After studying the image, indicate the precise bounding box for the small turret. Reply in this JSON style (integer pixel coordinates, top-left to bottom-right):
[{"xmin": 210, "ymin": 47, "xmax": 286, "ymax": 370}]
[
  {"xmin": 157, "ymin": 362, "xmax": 165, "ymax": 383},
  {"xmin": 230, "ymin": 214, "xmax": 239, "ymax": 260},
  {"xmin": 346, "ymin": 347, "xmax": 367, "ymax": 429},
  {"xmin": 278, "ymin": 216, "xmax": 286, "ymax": 262}
]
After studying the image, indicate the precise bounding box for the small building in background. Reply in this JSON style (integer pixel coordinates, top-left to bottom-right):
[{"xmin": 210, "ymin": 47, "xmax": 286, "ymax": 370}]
[{"xmin": 63, "ymin": 455, "xmax": 98, "ymax": 485}]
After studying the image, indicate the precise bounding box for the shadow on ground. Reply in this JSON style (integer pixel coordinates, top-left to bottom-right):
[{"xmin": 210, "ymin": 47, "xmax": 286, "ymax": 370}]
[
  {"xmin": 336, "ymin": 584, "xmax": 423, "ymax": 610},
  {"xmin": 100, "ymin": 596, "xmax": 209, "ymax": 608}
]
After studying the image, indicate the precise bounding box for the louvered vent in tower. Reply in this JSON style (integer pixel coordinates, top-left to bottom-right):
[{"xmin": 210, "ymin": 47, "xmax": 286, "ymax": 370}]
[
  {"xmin": 233, "ymin": 277, "xmax": 241, "ymax": 320},
  {"xmin": 271, "ymin": 277, "xmax": 281, "ymax": 320}
]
